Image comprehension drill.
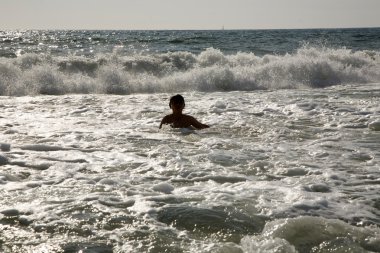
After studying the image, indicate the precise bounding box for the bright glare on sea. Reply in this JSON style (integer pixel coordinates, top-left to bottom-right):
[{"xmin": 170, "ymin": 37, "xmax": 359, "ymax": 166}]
[
  {"xmin": 1, "ymin": 83, "xmax": 380, "ymax": 252},
  {"xmin": 1, "ymin": 28, "xmax": 380, "ymax": 252}
]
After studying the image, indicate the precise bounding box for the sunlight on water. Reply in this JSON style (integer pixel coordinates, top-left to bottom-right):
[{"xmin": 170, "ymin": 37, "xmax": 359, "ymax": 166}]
[
  {"xmin": 1, "ymin": 28, "xmax": 380, "ymax": 252},
  {"xmin": 1, "ymin": 29, "xmax": 380, "ymax": 96},
  {"xmin": 1, "ymin": 83, "xmax": 379, "ymax": 252}
]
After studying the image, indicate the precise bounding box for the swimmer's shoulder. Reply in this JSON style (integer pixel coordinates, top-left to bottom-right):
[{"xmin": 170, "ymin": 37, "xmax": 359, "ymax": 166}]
[{"xmin": 162, "ymin": 114, "xmax": 174, "ymax": 122}]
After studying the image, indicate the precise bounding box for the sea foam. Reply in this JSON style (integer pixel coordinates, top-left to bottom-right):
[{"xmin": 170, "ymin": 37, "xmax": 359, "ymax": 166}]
[
  {"xmin": 242, "ymin": 216, "xmax": 380, "ymax": 252},
  {"xmin": 0, "ymin": 46, "xmax": 379, "ymax": 96}
]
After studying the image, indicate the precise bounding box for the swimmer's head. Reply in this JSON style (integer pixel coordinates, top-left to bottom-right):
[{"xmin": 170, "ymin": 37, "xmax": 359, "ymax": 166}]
[{"xmin": 169, "ymin": 94, "xmax": 185, "ymax": 109}]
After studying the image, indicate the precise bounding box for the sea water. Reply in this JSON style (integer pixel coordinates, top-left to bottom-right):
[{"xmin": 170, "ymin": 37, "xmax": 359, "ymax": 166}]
[{"xmin": 0, "ymin": 29, "xmax": 380, "ymax": 252}]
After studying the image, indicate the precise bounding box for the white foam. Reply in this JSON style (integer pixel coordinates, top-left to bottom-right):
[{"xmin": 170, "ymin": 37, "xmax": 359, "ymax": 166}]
[
  {"xmin": 248, "ymin": 216, "xmax": 380, "ymax": 252},
  {"xmin": 368, "ymin": 120, "xmax": 380, "ymax": 131},
  {"xmin": 241, "ymin": 236, "xmax": 297, "ymax": 253},
  {"xmin": 152, "ymin": 182, "xmax": 175, "ymax": 194},
  {"xmin": 1, "ymin": 83, "xmax": 379, "ymax": 251},
  {"xmin": 1, "ymin": 46, "xmax": 379, "ymax": 96}
]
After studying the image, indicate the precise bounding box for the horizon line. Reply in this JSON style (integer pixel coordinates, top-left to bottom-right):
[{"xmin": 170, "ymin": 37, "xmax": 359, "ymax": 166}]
[{"xmin": 1, "ymin": 26, "xmax": 380, "ymax": 31}]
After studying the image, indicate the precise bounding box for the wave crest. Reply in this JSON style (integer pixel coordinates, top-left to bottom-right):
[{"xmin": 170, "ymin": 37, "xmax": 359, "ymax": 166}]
[{"xmin": 0, "ymin": 46, "xmax": 379, "ymax": 96}]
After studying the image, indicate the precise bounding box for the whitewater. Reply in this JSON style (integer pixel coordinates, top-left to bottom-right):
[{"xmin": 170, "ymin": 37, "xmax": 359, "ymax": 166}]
[
  {"xmin": 1, "ymin": 29, "xmax": 380, "ymax": 252},
  {"xmin": 0, "ymin": 45, "xmax": 380, "ymax": 96}
]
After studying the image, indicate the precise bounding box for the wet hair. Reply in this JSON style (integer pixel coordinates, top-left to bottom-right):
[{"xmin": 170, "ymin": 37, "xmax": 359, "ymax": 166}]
[{"xmin": 169, "ymin": 94, "xmax": 185, "ymax": 108}]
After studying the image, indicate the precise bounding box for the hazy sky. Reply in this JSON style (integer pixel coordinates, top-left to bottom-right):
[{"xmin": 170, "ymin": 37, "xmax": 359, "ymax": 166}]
[{"xmin": 1, "ymin": 0, "xmax": 379, "ymax": 30}]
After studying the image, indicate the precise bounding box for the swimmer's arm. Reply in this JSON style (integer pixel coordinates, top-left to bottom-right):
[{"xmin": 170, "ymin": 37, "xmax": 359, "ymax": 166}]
[
  {"xmin": 159, "ymin": 116, "xmax": 169, "ymax": 129},
  {"xmin": 189, "ymin": 116, "xmax": 209, "ymax": 129}
]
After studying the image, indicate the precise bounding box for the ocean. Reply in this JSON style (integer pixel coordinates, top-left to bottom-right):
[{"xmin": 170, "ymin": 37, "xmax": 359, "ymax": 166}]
[{"xmin": 0, "ymin": 28, "xmax": 380, "ymax": 252}]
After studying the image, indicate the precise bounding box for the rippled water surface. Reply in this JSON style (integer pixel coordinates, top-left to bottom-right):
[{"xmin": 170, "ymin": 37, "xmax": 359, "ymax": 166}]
[{"xmin": 1, "ymin": 83, "xmax": 379, "ymax": 252}]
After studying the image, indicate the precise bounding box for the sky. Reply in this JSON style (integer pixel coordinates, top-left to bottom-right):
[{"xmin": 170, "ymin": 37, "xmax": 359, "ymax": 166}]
[{"xmin": 1, "ymin": 0, "xmax": 379, "ymax": 30}]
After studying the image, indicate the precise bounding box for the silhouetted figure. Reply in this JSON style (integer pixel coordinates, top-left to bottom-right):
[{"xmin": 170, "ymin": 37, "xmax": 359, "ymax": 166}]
[{"xmin": 159, "ymin": 94, "xmax": 209, "ymax": 129}]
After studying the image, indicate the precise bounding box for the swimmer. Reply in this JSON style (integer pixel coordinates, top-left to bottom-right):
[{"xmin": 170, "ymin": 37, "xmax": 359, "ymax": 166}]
[{"xmin": 159, "ymin": 94, "xmax": 209, "ymax": 129}]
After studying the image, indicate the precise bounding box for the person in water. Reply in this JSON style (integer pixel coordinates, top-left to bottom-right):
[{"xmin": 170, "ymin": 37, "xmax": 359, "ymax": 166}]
[{"xmin": 159, "ymin": 94, "xmax": 210, "ymax": 129}]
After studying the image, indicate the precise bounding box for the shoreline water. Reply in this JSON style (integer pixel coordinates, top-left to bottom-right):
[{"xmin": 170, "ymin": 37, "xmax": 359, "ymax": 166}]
[{"xmin": 1, "ymin": 83, "xmax": 380, "ymax": 252}]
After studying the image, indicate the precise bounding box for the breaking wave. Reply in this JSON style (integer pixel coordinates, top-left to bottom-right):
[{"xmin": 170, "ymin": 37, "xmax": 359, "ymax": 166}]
[{"xmin": 0, "ymin": 46, "xmax": 379, "ymax": 96}]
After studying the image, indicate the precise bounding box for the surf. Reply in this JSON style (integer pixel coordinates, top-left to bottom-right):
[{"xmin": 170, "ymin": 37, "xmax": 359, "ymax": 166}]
[{"xmin": 0, "ymin": 45, "xmax": 379, "ymax": 96}]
